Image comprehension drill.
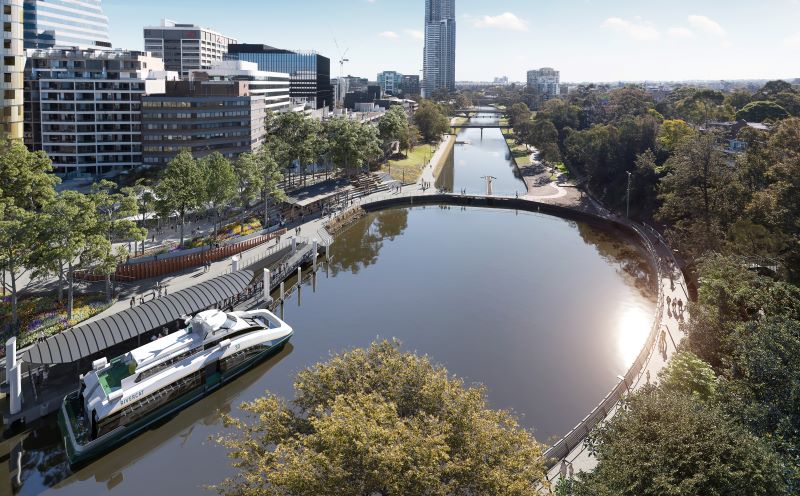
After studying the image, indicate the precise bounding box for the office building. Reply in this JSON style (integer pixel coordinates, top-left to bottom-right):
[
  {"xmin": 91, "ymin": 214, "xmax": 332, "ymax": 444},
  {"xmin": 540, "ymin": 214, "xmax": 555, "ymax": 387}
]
[
  {"xmin": 141, "ymin": 75, "xmax": 278, "ymax": 167},
  {"xmin": 143, "ymin": 20, "xmax": 237, "ymax": 78},
  {"xmin": 196, "ymin": 60, "xmax": 290, "ymax": 112},
  {"xmin": 526, "ymin": 67, "xmax": 560, "ymax": 109},
  {"xmin": 24, "ymin": 48, "xmax": 171, "ymax": 176},
  {"xmin": 422, "ymin": 0, "xmax": 456, "ymax": 97},
  {"xmin": 377, "ymin": 71, "xmax": 402, "ymax": 96},
  {"xmin": 2, "ymin": 0, "xmax": 24, "ymax": 139},
  {"xmin": 226, "ymin": 44, "xmax": 332, "ymax": 109},
  {"xmin": 23, "ymin": 0, "xmax": 111, "ymax": 50},
  {"xmin": 399, "ymin": 75, "xmax": 420, "ymax": 96}
]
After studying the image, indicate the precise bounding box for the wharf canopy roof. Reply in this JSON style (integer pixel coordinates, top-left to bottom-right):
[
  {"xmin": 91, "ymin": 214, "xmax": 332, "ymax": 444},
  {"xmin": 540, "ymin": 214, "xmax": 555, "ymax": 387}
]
[
  {"xmin": 20, "ymin": 270, "xmax": 254, "ymax": 365},
  {"xmin": 285, "ymin": 178, "xmax": 353, "ymax": 208}
]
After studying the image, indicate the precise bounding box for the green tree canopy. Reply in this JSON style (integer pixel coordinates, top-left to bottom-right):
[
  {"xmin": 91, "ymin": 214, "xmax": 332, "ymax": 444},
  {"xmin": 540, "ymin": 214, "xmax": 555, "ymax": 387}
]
[
  {"xmin": 199, "ymin": 152, "xmax": 237, "ymax": 238},
  {"xmin": 735, "ymin": 100, "xmax": 790, "ymax": 122},
  {"xmin": 378, "ymin": 105, "xmax": 409, "ymax": 151},
  {"xmin": 414, "ymin": 100, "xmax": 450, "ymax": 142},
  {"xmin": 325, "ymin": 118, "xmax": 382, "ymax": 173},
  {"xmin": 216, "ymin": 340, "xmax": 547, "ymax": 496},
  {"xmin": 576, "ymin": 387, "xmax": 789, "ymax": 496},
  {"xmin": 155, "ymin": 149, "xmax": 205, "ymax": 247},
  {"xmin": 0, "ymin": 139, "xmax": 59, "ymax": 328}
]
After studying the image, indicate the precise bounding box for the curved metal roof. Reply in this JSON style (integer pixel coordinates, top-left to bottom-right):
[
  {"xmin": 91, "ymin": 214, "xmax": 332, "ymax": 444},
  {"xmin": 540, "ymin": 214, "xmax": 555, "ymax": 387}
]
[{"xmin": 21, "ymin": 270, "xmax": 254, "ymax": 365}]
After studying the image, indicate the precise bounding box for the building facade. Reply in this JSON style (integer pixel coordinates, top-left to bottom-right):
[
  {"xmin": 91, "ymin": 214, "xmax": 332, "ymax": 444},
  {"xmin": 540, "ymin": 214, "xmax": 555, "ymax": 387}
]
[
  {"xmin": 399, "ymin": 74, "xmax": 420, "ymax": 96},
  {"xmin": 23, "ymin": 0, "xmax": 111, "ymax": 49},
  {"xmin": 422, "ymin": 0, "xmax": 456, "ymax": 98},
  {"xmin": 225, "ymin": 44, "xmax": 332, "ymax": 109},
  {"xmin": 141, "ymin": 78, "xmax": 272, "ymax": 167},
  {"xmin": 196, "ymin": 60, "xmax": 290, "ymax": 112},
  {"xmin": 24, "ymin": 49, "xmax": 170, "ymax": 176},
  {"xmin": 143, "ymin": 20, "xmax": 236, "ymax": 78},
  {"xmin": 526, "ymin": 67, "xmax": 560, "ymax": 109},
  {"xmin": 2, "ymin": 0, "xmax": 24, "ymax": 140},
  {"xmin": 377, "ymin": 71, "xmax": 402, "ymax": 96}
]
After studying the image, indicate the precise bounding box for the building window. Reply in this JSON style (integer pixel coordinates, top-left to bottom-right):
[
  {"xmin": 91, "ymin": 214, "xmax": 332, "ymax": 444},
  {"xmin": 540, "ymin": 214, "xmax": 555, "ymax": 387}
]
[{"xmin": 4, "ymin": 57, "xmax": 14, "ymax": 66}]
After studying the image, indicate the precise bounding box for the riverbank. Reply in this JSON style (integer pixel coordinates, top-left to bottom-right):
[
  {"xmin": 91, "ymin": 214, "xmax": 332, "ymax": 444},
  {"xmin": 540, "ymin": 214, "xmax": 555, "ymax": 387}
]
[
  {"xmin": 420, "ymin": 134, "xmax": 455, "ymax": 188},
  {"xmin": 383, "ymin": 144, "xmax": 433, "ymax": 184}
]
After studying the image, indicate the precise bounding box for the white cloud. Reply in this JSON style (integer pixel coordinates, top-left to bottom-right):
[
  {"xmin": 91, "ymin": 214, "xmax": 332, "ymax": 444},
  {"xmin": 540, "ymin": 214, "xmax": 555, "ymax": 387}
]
[
  {"xmin": 404, "ymin": 29, "xmax": 424, "ymax": 41},
  {"xmin": 602, "ymin": 17, "xmax": 660, "ymax": 41},
  {"xmin": 378, "ymin": 31, "xmax": 398, "ymax": 39},
  {"xmin": 784, "ymin": 32, "xmax": 800, "ymax": 48},
  {"xmin": 687, "ymin": 15, "xmax": 725, "ymax": 36},
  {"xmin": 667, "ymin": 27, "xmax": 695, "ymax": 39},
  {"xmin": 472, "ymin": 12, "xmax": 529, "ymax": 32}
]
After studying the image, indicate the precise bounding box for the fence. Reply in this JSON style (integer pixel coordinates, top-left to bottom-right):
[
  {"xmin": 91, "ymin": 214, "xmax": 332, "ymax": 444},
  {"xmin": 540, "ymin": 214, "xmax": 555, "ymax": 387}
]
[{"xmin": 76, "ymin": 229, "xmax": 287, "ymax": 282}]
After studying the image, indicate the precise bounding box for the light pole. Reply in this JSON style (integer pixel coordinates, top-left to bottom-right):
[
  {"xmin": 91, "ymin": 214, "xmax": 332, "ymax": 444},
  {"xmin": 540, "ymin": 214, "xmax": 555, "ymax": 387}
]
[{"xmin": 626, "ymin": 171, "xmax": 632, "ymax": 219}]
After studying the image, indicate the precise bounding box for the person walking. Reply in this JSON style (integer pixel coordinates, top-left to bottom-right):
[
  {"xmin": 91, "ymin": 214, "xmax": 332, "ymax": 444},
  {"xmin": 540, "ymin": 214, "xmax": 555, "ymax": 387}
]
[
  {"xmin": 560, "ymin": 460, "xmax": 568, "ymax": 480},
  {"xmin": 130, "ymin": 296, "xmax": 136, "ymax": 308}
]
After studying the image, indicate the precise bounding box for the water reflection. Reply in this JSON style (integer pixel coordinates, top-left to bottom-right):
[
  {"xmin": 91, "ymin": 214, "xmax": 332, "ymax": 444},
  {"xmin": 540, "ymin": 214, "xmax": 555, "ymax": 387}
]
[
  {"xmin": 329, "ymin": 208, "xmax": 408, "ymax": 275},
  {"xmin": 438, "ymin": 109, "xmax": 526, "ymax": 195},
  {"xmin": 5, "ymin": 210, "xmax": 655, "ymax": 495},
  {"xmin": 616, "ymin": 304, "xmax": 652, "ymax": 367}
]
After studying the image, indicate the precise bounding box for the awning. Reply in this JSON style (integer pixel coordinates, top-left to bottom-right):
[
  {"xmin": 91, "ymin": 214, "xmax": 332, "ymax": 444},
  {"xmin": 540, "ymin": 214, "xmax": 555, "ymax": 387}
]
[
  {"xmin": 285, "ymin": 178, "xmax": 352, "ymax": 208},
  {"xmin": 20, "ymin": 270, "xmax": 254, "ymax": 365}
]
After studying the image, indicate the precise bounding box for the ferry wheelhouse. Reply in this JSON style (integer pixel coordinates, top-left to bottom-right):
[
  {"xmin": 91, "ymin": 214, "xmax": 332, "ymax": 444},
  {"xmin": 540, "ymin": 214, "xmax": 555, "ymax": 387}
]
[{"xmin": 58, "ymin": 308, "xmax": 293, "ymax": 466}]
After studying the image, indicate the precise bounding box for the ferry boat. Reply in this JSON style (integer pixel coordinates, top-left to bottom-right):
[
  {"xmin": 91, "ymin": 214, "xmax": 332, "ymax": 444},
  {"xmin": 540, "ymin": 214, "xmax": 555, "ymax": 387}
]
[{"xmin": 58, "ymin": 308, "xmax": 293, "ymax": 466}]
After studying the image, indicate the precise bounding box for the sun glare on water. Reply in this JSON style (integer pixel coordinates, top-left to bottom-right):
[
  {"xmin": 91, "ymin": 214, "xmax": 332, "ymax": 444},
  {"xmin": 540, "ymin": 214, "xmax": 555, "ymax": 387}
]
[{"xmin": 616, "ymin": 304, "xmax": 652, "ymax": 368}]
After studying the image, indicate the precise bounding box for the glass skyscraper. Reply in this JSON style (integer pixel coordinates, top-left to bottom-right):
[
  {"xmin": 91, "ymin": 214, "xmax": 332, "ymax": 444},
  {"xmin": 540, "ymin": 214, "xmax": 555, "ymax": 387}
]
[
  {"xmin": 423, "ymin": 0, "xmax": 456, "ymax": 97},
  {"xmin": 226, "ymin": 44, "xmax": 332, "ymax": 110},
  {"xmin": 23, "ymin": 0, "xmax": 111, "ymax": 50}
]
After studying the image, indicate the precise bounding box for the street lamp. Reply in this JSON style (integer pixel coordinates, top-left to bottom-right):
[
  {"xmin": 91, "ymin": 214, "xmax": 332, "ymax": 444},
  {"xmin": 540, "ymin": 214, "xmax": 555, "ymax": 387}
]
[{"xmin": 625, "ymin": 171, "xmax": 632, "ymax": 219}]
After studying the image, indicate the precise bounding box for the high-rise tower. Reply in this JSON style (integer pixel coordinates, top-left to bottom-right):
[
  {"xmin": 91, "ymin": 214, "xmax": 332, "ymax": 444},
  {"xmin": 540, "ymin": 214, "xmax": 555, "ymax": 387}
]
[
  {"xmin": 23, "ymin": 0, "xmax": 111, "ymax": 50},
  {"xmin": 422, "ymin": 0, "xmax": 455, "ymax": 98}
]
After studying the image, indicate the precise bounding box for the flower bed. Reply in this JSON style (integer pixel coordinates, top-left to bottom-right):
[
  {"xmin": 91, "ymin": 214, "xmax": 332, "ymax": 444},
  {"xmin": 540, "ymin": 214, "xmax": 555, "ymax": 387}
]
[
  {"xmin": 180, "ymin": 218, "xmax": 263, "ymax": 250},
  {"xmin": 1, "ymin": 294, "xmax": 112, "ymax": 347}
]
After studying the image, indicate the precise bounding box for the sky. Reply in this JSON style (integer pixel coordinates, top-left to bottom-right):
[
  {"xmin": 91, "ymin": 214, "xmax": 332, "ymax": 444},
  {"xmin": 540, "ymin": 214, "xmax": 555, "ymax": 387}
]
[{"xmin": 104, "ymin": 0, "xmax": 800, "ymax": 83}]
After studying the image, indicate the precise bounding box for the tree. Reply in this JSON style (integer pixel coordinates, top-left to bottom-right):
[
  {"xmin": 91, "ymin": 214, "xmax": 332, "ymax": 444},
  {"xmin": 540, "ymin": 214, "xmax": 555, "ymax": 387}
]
[
  {"xmin": 199, "ymin": 152, "xmax": 237, "ymax": 239},
  {"xmin": 735, "ymin": 100, "xmax": 790, "ymax": 122},
  {"xmin": 656, "ymin": 119, "xmax": 694, "ymax": 153},
  {"xmin": 90, "ymin": 180, "xmax": 145, "ymax": 301},
  {"xmin": 155, "ymin": 150, "xmax": 205, "ymax": 247},
  {"xmin": 216, "ymin": 340, "xmax": 548, "ymax": 496},
  {"xmin": 325, "ymin": 118, "xmax": 382, "ymax": 174},
  {"xmin": 130, "ymin": 179, "xmax": 154, "ymax": 256},
  {"xmin": 34, "ymin": 191, "xmax": 107, "ymax": 319},
  {"xmin": 401, "ymin": 124, "xmax": 421, "ymax": 155},
  {"xmin": 233, "ymin": 152, "xmax": 264, "ymax": 224},
  {"xmin": 608, "ymin": 86, "xmax": 653, "ymax": 122},
  {"xmin": 658, "ymin": 351, "xmax": 717, "ymax": 400},
  {"xmin": 0, "ymin": 139, "xmax": 59, "ymax": 328},
  {"xmin": 414, "ymin": 100, "xmax": 450, "ymax": 142},
  {"xmin": 507, "ymin": 102, "xmax": 532, "ymax": 129},
  {"xmin": 266, "ymin": 112, "xmax": 326, "ymax": 187},
  {"xmin": 378, "ymin": 105, "xmax": 409, "ymax": 154},
  {"xmin": 576, "ymin": 387, "xmax": 789, "ymax": 496},
  {"xmin": 256, "ymin": 147, "xmax": 286, "ymax": 228},
  {"xmin": 657, "ymin": 132, "xmax": 745, "ymax": 264}
]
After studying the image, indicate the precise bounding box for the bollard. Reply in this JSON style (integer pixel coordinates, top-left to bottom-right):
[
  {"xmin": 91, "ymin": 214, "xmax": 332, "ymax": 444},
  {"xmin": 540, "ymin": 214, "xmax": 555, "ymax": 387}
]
[
  {"xmin": 231, "ymin": 255, "xmax": 240, "ymax": 272},
  {"xmin": 325, "ymin": 243, "xmax": 330, "ymax": 260},
  {"xmin": 6, "ymin": 337, "xmax": 21, "ymax": 416},
  {"xmin": 297, "ymin": 266, "xmax": 301, "ymax": 284},
  {"xmin": 263, "ymin": 268, "xmax": 271, "ymax": 301},
  {"xmin": 280, "ymin": 281, "xmax": 285, "ymax": 301},
  {"xmin": 291, "ymin": 237, "xmax": 297, "ymax": 254},
  {"xmin": 312, "ymin": 240, "xmax": 318, "ymax": 271}
]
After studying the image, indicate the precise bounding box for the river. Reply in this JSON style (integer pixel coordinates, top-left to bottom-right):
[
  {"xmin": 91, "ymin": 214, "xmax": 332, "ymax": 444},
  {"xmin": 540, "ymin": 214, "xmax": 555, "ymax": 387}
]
[{"xmin": 5, "ymin": 111, "xmax": 655, "ymax": 495}]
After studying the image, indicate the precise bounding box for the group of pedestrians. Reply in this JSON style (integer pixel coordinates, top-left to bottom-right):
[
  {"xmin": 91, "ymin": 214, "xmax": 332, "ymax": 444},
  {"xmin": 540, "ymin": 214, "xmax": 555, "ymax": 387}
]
[
  {"xmin": 202, "ymin": 260, "xmax": 212, "ymax": 273},
  {"xmin": 559, "ymin": 459, "xmax": 575, "ymax": 481},
  {"xmin": 129, "ymin": 281, "xmax": 170, "ymax": 308},
  {"xmin": 666, "ymin": 295, "xmax": 685, "ymax": 322}
]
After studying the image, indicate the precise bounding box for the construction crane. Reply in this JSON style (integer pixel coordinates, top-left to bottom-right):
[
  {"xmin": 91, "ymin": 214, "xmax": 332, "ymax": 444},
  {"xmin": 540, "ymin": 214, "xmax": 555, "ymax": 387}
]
[{"xmin": 334, "ymin": 39, "xmax": 350, "ymax": 108}]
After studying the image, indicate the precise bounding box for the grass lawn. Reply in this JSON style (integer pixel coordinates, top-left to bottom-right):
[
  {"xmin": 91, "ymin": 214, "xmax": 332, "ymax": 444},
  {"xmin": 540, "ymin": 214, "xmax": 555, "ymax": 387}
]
[
  {"xmin": 383, "ymin": 144, "xmax": 434, "ymax": 183},
  {"xmin": 501, "ymin": 129, "xmax": 531, "ymax": 167}
]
